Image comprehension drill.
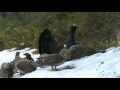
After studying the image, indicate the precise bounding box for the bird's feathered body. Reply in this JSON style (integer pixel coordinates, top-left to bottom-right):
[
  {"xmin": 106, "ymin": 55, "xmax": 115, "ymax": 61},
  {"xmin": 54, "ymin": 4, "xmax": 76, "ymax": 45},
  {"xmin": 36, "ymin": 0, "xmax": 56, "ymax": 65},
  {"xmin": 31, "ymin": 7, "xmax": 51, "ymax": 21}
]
[
  {"xmin": 38, "ymin": 24, "xmax": 77, "ymax": 54},
  {"xmin": 36, "ymin": 48, "xmax": 70, "ymax": 70},
  {"xmin": 68, "ymin": 44, "xmax": 85, "ymax": 60},
  {"xmin": 0, "ymin": 63, "xmax": 13, "ymax": 78},
  {"xmin": 38, "ymin": 29, "xmax": 58, "ymax": 54},
  {"xmin": 63, "ymin": 24, "xmax": 77, "ymax": 49},
  {"xmin": 15, "ymin": 60, "xmax": 36, "ymax": 75},
  {"xmin": 10, "ymin": 52, "xmax": 35, "ymax": 74}
]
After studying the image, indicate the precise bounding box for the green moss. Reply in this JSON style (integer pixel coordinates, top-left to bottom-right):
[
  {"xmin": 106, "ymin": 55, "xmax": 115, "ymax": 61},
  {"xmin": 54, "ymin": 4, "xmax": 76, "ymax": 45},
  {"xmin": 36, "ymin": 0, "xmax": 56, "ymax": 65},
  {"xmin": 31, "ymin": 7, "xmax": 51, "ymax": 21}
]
[{"xmin": 0, "ymin": 12, "xmax": 119, "ymax": 54}]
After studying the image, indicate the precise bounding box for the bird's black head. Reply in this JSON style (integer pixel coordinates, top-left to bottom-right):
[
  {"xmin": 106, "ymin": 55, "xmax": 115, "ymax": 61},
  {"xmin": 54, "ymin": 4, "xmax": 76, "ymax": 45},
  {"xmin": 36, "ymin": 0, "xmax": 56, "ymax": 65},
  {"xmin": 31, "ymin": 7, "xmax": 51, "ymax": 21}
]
[
  {"xmin": 24, "ymin": 53, "xmax": 34, "ymax": 61},
  {"xmin": 69, "ymin": 24, "xmax": 77, "ymax": 32}
]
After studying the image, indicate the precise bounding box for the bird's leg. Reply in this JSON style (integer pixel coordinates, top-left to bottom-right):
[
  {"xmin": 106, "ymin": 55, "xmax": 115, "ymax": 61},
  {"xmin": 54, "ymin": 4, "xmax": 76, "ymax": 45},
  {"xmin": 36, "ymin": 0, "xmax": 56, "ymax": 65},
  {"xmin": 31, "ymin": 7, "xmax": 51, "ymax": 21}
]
[
  {"xmin": 51, "ymin": 66, "xmax": 57, "ymax": 71},
  {"xmin": 51, "ymin": 66, "xmax": 54, "ymax": 70},
  {"xmin": 54, "ymin": 66, "xmax": 58, "ymax": 71}
]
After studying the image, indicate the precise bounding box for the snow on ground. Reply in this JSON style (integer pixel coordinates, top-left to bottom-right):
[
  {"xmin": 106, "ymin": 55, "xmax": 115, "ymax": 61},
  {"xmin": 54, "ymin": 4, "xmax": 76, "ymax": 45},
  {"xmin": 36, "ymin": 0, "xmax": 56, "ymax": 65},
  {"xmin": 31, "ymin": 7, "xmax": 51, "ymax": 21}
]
[{"xmin": 1, "ymin": 46, "xmax": 120, "ymax": 78}]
